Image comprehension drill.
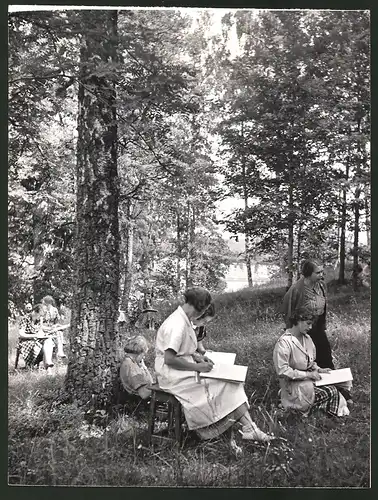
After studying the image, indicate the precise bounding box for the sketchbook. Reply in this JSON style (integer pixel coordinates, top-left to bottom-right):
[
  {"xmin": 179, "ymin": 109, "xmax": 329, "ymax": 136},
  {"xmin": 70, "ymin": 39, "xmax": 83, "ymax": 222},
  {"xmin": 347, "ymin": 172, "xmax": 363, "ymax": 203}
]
[
  {"xmin": 199, "ymin": 363, "xmax": 248, "ymax": 383},
  {"xmin": 315, "ymin": 368, "xmax": 353, "ymax": 387},
  {"xmin": 204, "ymin": 351, "xmax": 236, "ymax": 365}
]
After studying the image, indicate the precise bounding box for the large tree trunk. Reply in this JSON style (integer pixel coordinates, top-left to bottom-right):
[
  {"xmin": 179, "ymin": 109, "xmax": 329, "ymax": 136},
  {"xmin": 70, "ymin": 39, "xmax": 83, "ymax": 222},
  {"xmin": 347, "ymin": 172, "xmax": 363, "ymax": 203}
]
[
  {"xmin": 32, "ymin": 208, "xmax": 45, "ymax": 302},
  {"xmin": 296, "ymin": 225, "xmax": 302, "ymax": 280},
  {"xmin": 352, "ymin": 192, "xmax": 360, "ymax": 292},
  {"xmin": 241, "ymin": 123, "xmax": 253, "ymax": 287},
  {"xmin": 287, "ymin": 222, "xmax": 294, "ymax": 288},
  {"xmin": 364, "ymin": 184, "xmax": 370, "ymax": 248},
  {"xmin": 185, "ymin": 199, "xmax": 193, "ymax": 288},
  {"xmin": 338, "ymin": 158, "xmax": 350, "ymax": 284},
  {"xmin": 244, "ymin": 235, "xmax": 253, "ymax": 288},
  {"xmin": 121, "ymin": 199, "xmax": 134, "ymax": 316},
  {"xmin": 189, "ymin": 204, "xmax": 197, "ymax": 282},
  {"xmin": 352, "ymin": 145, "xmax": 363, "ymax": 291},
  {"xmin": 287, "ymin": 180, "xmax": 295, "ymax": 289},
  {"xmin": 334, "ymin": 190, "xmax": 341, "ymax": 271},
  {"xmin": 296, "ymin": 172, "xmax": 306, "ymax": 280},
  {"xmin": 65, "ymin": 11, "xmax": 120, "ymax": 410},
  {"xmin": 176, "ymin": 210, "xmax": 181, "ymax": 295},
  {"xmin": 121, "ymin": 223, "xmax": 134, "ymax": 311}
]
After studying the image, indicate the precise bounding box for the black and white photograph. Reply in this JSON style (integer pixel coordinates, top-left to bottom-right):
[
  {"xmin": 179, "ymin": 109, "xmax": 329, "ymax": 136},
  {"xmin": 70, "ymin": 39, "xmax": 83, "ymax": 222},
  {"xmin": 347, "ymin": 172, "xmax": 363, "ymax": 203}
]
[{"xmin": 8, "ymin": 4, "xmax": 370, "ymax": 488}]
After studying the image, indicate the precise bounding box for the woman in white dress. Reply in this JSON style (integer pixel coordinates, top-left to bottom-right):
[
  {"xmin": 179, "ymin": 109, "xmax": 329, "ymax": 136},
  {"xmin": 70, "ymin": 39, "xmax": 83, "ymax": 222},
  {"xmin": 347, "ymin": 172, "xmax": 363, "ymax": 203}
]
[{"xmin": 155, "ymin": 287, "xmax": 273, "ymax": 442}]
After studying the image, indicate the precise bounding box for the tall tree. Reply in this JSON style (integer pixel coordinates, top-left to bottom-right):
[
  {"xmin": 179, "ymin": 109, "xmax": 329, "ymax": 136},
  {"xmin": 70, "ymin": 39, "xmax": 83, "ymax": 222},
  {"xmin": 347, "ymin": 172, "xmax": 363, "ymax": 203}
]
[{"xmin": 64, "ymin": 10, "xmax": 120, "ymax": 408}]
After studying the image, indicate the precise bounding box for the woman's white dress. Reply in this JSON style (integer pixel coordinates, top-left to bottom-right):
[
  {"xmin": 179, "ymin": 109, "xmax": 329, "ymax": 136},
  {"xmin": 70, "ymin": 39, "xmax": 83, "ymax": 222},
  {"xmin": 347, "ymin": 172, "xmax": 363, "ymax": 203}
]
[{"xmin": 155, "ymin": 306, "xmax": 248, "ymax": 431}]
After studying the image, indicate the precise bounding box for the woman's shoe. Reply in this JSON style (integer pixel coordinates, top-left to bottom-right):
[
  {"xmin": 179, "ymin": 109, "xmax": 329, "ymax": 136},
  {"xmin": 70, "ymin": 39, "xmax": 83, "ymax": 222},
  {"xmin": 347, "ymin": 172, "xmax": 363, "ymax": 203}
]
[
  {"xmin": 230, "ymin": 438, "xmax": 243, "ymax": 457},
  {"xmin": 240, "ymin": 423, "xmax": 274, "ymax": 442}
]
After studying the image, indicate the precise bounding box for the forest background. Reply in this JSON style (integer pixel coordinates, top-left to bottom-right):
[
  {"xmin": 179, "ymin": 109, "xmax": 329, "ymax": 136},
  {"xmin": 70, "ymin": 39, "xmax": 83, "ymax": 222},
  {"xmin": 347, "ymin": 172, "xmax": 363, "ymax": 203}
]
[
  {"xmin": 8, "ymin": 7, "xmax": 370, "ymax": 318},
  {"xmin": 7, "ymin": 7, "xmax": 371, "ymax": 487}
]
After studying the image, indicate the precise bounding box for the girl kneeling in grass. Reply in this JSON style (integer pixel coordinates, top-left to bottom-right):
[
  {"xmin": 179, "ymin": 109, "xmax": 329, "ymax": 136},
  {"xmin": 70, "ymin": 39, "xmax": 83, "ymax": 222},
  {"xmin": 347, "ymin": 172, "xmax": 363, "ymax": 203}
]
[
  {"xmin": 155, "ymin": 287, "xmax": 273, "ymax": 444},
  {"xmin": 273, "ymin": 312, "xmax": 349, "ymax": 417}
]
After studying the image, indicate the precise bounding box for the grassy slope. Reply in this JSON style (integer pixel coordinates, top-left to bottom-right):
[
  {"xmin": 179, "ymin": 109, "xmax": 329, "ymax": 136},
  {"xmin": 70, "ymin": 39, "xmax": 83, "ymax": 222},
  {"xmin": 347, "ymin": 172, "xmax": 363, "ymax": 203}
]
[{"xmin": 8, "ymin": 287, "xmax": 370, "ymax": 487}]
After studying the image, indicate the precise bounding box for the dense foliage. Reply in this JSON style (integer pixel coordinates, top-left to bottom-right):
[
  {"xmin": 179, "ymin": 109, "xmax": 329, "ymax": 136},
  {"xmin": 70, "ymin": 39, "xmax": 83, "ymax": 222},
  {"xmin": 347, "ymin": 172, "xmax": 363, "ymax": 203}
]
[
  {"xmin": 215, "ymin": 10, "xmax": 370, "ymax": 286},
  {"xmin": 8, "ymin": 9, "xmax": 370, "ymax": 315}
]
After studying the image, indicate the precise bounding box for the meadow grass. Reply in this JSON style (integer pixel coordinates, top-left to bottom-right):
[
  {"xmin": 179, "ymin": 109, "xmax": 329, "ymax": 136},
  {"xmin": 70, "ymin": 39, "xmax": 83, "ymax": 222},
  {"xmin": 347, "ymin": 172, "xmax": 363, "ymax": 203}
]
[{"xmin": 8, "ymin": 286, "xmax": 370, "ymax": 487}]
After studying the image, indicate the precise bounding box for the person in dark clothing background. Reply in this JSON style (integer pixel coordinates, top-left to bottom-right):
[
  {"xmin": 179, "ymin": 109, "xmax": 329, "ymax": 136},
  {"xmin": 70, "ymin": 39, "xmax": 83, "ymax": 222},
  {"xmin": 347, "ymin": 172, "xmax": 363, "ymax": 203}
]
[
  {"xmin": 281, "ymin": 259, "xmax": 352, "ymax": 403},
  {"xmin": 281, "ymin": 259, "xmax": 333, "ymax": 369}
]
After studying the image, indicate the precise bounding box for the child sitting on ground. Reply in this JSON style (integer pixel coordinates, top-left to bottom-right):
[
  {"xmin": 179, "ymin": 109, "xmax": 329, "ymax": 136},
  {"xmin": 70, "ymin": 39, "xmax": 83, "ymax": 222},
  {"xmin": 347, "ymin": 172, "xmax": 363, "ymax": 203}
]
[{"xmin": 119, "ymin": 335, "xmax": 154, "ymax": 400}]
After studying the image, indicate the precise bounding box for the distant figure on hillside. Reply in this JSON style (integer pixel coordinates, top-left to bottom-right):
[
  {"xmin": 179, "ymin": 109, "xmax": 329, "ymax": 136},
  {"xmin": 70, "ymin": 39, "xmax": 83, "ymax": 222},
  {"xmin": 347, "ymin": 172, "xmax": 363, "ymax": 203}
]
[
  {"xmin": 57, "ymin": 295, "xmax": 71, "ymax": 323},
  {"xmin": 119, "ymin": 335, "xmax": 154, "ymax": 400},
  {"xmin": 281, "ymin": 260, "xmax": 352, "ymax": 403},
  {"xmin": 24, "ymin": 302, "xmax": 33, "ymax": 315},
  {"xmin": 8, "ymin": 300, "xmax": 18, "ymax": 320},
  {"xmin": 139, "ymin": 292, "xmax": 157, "ymax": 330},
  {"xmin": 117, "ymin": 308, "xmax": 128, "ymax": 336},
  {"xmin": 281, "ymin": 260, "xmax": 334, "ymax": 369},
  {"xmin": 191, "ymin": 302, "xmax": 216, "ymax": 355},
  {"xmin": 360, "ymin": 261, "xmax": 371, "ymax": 288},
  {"xmin": 273, "ymin": 312, "xmax": 350, "ymax": 417},
  {"xmin": 352, "ymin": 263, "xmax": 364, "ymax": 287},
  {"xmin": 155, "ymin": 287, "xmax": 273, "ymax": 450},
  {"xmin": 118, "ymin": 309, "xmax": 127, "ymax": 324},
  {"xmin": 41, "ymin": 295, "xmax": 66, "ymax": 358},
  {"xmin": 17, "ymin": 303, "xmax": 56, "ymax": 374}
]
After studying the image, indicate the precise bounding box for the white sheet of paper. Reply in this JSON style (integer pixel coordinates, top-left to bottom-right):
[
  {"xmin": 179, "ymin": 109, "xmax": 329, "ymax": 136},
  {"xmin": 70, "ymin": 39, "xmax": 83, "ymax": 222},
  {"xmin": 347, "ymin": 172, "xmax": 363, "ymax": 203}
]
[
  {"xmin": 205, "ymin": 351, "xmax": 236, "ymax": 365},
  {"xmin": 315, "ymin": 367, "xmax": 353, "ymax": 387},
  {"xmin": 199, "ymin": 363, "xmax": 248, "ymax": 383}
]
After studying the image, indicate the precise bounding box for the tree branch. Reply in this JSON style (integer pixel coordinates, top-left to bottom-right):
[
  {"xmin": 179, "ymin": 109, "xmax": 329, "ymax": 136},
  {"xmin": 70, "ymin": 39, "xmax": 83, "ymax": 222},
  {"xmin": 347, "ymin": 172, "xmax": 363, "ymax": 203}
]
[{"xmin": 9, "ymin": 72, "xmax": 74, "ymax": 85}]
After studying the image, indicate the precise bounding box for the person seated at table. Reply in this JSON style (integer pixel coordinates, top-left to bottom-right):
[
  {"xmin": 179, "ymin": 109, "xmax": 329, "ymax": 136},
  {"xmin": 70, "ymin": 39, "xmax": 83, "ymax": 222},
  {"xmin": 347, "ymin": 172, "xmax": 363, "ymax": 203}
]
[
  {"xmin": 41, "ymin": 295, "xmax": 67, "ymax": 358},
  {"xmin": 17, "ymin": 303, "xmax": 56, "ymax": 374},
  {"xmin": 192, "ymin": 302, "xmax": 215, "ymax": 356},
  {"xmin": 155, "ymin": 287, "xmax": 274, "ymax": 443},
  {"xmin": 119, "ymin": 335, "xmax": 154, "ymax": 400},
  {"xmin": 273, "ymin": 311, "xmax": 349, "ymax": 417}
]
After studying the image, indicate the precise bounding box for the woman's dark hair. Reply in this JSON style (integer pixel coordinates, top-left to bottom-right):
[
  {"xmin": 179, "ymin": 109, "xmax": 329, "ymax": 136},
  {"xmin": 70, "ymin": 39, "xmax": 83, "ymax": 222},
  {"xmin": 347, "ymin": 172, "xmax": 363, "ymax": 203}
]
[
  {"xmin": 301, "ymin": 259, "xmax": 320, "ymax": 278},
  {"xmin": 184, "ymin": 287, "xmax": 212, "ymax": 314},
  {"xmin": 289, "ymin": 311, "xmax": 315, "ymax": 327},
  {"xmin": 31, "ymin": 303, "xmax": 44, "ymax": 322},
  {"xmin": 196, "ymin": 302, "xmax": 215, "ymax": 321}
]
